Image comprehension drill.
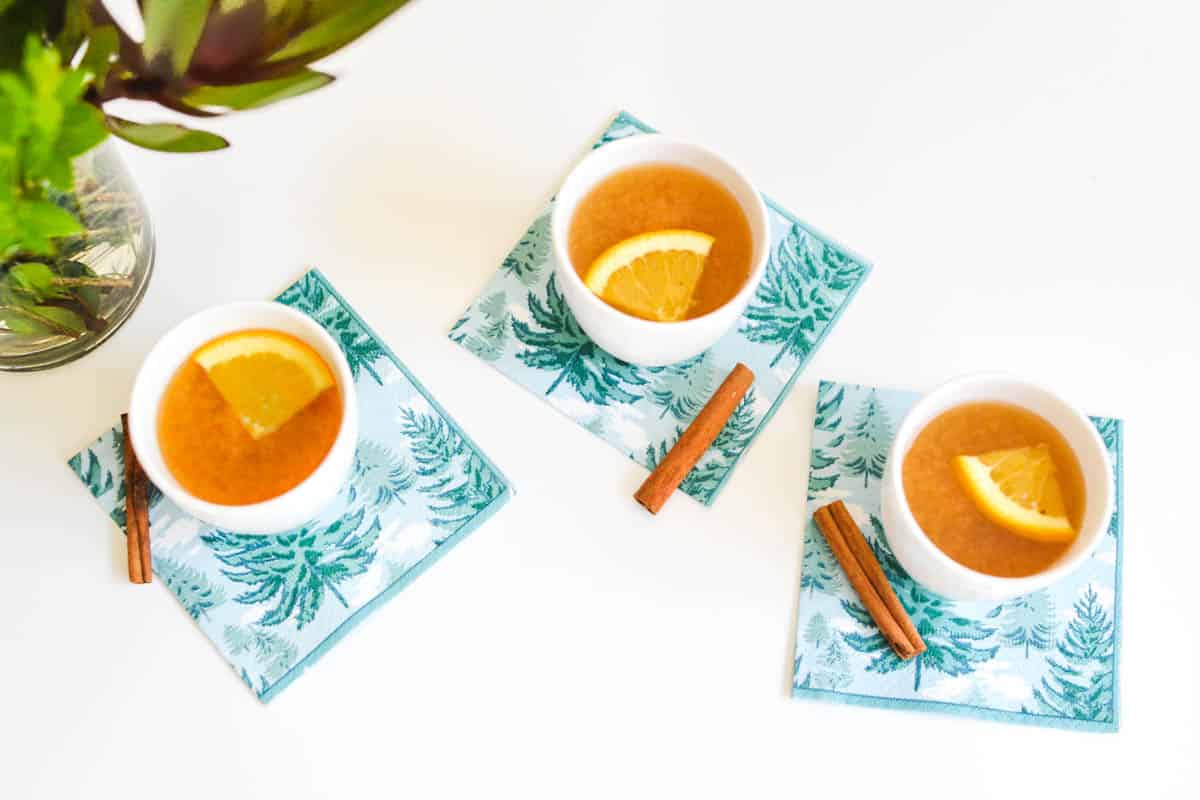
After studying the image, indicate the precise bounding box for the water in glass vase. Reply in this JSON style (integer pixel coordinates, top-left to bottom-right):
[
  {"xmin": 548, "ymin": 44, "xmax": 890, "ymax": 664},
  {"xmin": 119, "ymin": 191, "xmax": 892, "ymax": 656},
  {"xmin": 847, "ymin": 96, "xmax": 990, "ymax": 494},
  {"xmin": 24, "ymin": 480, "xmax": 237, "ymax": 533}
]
[{"xmin": 0, "ymin": 142, "xmax": 154, "ymax": 371}]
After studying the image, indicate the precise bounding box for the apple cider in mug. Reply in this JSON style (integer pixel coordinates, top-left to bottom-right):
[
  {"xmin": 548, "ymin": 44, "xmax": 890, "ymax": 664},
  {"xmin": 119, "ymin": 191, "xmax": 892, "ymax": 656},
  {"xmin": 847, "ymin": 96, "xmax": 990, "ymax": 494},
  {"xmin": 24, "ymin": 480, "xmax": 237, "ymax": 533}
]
[
  {"xmin": 567, "ymin": 164, "xmax": 754, "ymax": 322},
  {"xmin": 902, "ymin": 402, "xmax": 1086, "ymax": 578},
  {"xmin": 158, "ymin": 329, "xmax": 343, "ymax": 505}
]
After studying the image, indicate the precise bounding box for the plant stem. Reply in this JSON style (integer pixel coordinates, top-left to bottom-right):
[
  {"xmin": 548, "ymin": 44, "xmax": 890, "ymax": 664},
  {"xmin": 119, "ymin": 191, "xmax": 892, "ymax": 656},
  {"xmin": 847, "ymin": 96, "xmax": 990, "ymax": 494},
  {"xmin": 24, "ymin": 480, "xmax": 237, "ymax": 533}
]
[{"xmin": 51, "ymin": 276, "xmax": 134, "ymax": 289}]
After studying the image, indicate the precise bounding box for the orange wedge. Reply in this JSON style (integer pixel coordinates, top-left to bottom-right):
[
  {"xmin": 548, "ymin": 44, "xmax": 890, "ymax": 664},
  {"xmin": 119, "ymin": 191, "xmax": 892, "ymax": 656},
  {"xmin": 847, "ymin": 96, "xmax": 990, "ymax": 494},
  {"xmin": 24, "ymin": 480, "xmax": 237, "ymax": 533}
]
[
  {"xmin": 584, "ymin": 229, "xmax": 714, "ymax": 321},
  {"xmin": 193, "ymin": 329, "xmax": 334, "ymax": 439},
  {"xmin": 953, "ymin": 444, "xmax": 1075, "ymax": 543}
]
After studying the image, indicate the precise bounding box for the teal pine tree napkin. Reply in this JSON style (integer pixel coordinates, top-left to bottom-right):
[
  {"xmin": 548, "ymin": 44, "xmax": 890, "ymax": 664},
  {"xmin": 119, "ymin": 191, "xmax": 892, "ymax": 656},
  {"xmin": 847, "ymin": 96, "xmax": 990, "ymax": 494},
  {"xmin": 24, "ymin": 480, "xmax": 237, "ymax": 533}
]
[
  {"xmin": 450, "ymin": 111, "xmax": 870, "ymax": 505},
  {"xmin": 792, "ymin": 380, "xmax": 1123, "ymax": 732},
  {"xmin": 68, "ymin": 270, "xmax": 512, "ymax": 701}
]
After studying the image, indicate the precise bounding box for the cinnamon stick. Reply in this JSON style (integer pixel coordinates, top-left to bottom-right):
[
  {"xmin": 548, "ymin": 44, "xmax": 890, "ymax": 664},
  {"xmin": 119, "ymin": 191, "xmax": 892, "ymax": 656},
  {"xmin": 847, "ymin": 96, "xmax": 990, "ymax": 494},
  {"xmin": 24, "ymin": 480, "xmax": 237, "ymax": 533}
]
[
  {"xmin": 121, "ymin": 414, "xmax": 151, "ymax": 584},
  {"xmin": 828, "ymin": 501, "xmax": 925, "ymax": 655},
  {"xmin": 634, "ymin": 362, "xmax": 754, "ymax": 514},
  {"xmin": 812, "ymin": 504, "xmax": 919, "ymax": 659}
]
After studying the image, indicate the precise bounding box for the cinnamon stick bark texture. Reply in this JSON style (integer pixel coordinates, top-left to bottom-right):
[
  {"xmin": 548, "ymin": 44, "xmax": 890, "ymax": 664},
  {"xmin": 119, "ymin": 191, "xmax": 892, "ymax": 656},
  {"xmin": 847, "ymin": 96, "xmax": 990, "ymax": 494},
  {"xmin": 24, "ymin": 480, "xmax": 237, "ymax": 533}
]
[
  {"xmin": 812, "ymin": 502, "xmax": 924, "ymax": 659},
  {"xmin": 634, "ymin": 362, "xmax": 755, "ymax": 514},
  {"xmin": 120, "ymin": 414, "xmax": 152, "ymax": 584},
  {"xmin": 829, "ymin": 501, "xmax": 925, "ymax": 655}
]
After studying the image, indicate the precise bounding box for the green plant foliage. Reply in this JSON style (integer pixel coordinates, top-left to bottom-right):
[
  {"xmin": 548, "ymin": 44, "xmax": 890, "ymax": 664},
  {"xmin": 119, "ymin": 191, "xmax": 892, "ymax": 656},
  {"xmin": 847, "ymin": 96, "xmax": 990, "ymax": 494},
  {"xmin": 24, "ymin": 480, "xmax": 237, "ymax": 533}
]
[
  {"xmin": 142, "ymin": 0, "xmax": 212, "ymax": 79},
  {"xmin": 103, "ymin": 115, "xmax": 228, "ymax": 152}
]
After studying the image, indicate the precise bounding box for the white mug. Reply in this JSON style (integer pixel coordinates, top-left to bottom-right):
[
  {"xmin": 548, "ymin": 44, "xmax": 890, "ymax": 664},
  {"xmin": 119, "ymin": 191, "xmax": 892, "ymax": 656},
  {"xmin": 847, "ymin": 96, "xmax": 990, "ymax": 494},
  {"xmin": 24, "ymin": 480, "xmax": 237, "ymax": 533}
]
[
  {"xmin": 128, "ymin": 301, "xmax": 358, "ymax": 534},
  {"xmin": 550, "ymin": 135, "xmax": 771, "ymax": 367},
  {"xmin": 880, "ymin": 373, "xmax": 1114, "ymax": 602}
]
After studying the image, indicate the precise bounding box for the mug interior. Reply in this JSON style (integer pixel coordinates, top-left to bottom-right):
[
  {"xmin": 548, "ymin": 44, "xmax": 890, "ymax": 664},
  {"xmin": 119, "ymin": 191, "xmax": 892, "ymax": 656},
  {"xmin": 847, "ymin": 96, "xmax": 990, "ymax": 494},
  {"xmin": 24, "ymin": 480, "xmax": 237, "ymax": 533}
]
[
  {"xmin": 128, "ymin": 302, "xmax": 355, "ymax": 521},
  {"xmin": 550, "ymin": 135, "xmax": 771, "ymax": 326},
  {"xmin": 889, "ymin": 375, "xmax": 1114, "ymax": 587}
]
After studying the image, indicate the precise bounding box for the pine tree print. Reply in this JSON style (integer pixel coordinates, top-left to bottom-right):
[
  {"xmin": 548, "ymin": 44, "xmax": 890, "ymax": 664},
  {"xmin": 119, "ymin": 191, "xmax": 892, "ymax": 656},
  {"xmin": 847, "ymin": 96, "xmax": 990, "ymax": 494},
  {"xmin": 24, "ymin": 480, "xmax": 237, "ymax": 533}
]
[
  {"xmin": 511, "ymin": 275, "xmax": 648, "ymax": 404},
  {"xmin": 1031, "ymin": 586, "xmax": 1116, "ymax": 722},
  {"xmin": 647, "ymin": 353, "xmax": 716, "ymax": 421},
  {"xmin": 155, "ymin": 556, "xmax": 227, "ymax": 620},
  {"xmin": 839, "ymin": 390, "xmax": 892, "ymax": 488},
  {"xmin": 711, "ymin": 388, "xmax": 759, "ymax": 461},
  {"xmin": 203, "ymin": 508, "xmax": 382, "ymax": 628},
  {"xmin": 501, "ymin": 213, "xmax": 551, "ymax": 287},
  {"xmin": 68, "ymin": 448, "xmax": 114, "ymax": 499},
  {"xmin": 1091, "ymin": 416, "xmax": 1121, "ymax": 539},
  {"xmin": 842, "ymin": 517, "xmax": 998, "ymax": 691},
  {"xmin": 1092, "ymin": 416, "xmax": 1120, "ymax": 455},
  {"xmin": 224, "ymin": 625, "xmax": 299, "ymax": 684},
  {"xmin": 799, "ymin": 521, "xmax": 843, "ymax": 596},
  {"xmin": 582, "ymin": 415, "xmax": 607, "ymax": 437},
  {"xmin": 400, "ymin": 407, "xmax": 504, "ymax": 531},
  {"xmin": 740, "ymin": 224, "xmax": 867, "ymax": 367},
  {"xmin": 451, "ymin": 291, "xmax": 511, "ymax": 362},
  {"xmin": 592, "ymin": 113, "xmax": 645, "ymax": 149},
  {"xmin": 811, "ymin": 637, "xmax": 853, "ymax": 690},
  {"xmin": 808, "ymin": 381, "xmax": 846, "ymax": 494},
  {"xmin": 804, "ymin": 612, "xmax": 831, "ymax": 650},
  {"xmin": 277, "ymin": 271, "xmax": 386, "ymax": 384},
  {"xmin": 348, "ymin": 440, "xmax": 415, "ymax": 508},
  {"xmin": 988, "ymin": 590, "xmax": 1055, "ymax": 658}
]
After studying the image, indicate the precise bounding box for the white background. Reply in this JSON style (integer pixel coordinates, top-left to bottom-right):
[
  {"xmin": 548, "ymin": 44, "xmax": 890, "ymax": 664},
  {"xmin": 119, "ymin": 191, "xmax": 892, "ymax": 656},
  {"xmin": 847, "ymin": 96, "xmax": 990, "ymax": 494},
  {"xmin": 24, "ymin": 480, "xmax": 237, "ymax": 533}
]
[{"xmin": 2, "ymin": 1, "xmax": 1198, "ymax": 797}]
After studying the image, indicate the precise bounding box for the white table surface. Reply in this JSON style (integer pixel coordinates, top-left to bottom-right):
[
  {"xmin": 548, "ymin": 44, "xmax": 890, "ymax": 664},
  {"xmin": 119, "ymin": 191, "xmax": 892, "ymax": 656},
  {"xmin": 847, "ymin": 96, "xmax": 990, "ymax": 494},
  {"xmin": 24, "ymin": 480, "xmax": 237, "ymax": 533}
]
[{"xmin": 3, "ymin": 1, "xmax": 1198, "ymax": 797}]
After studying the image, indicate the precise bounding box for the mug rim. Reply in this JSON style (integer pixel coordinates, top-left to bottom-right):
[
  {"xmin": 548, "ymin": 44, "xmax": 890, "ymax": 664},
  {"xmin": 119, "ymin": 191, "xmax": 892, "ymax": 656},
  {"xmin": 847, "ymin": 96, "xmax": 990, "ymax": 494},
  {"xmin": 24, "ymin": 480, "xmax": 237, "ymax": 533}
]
[
  {"xmin": 549, "ymin": 134, "xmax": 771, "ymax": 332},
  {"xmin": 884, "ymin": 372, "xmax": 1115, "ymax": 595},
  {"xmin": 128, "ymin": 301, "xmax": 357, "ymax": 532}
]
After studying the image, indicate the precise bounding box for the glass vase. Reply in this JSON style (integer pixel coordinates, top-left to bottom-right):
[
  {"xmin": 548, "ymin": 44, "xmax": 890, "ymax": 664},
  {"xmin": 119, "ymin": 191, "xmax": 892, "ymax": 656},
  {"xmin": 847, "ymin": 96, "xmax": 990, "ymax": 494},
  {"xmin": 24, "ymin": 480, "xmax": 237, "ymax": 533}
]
[{"xmin": 0, "ymin": 141, "xmax": 155, "ymax": 371}]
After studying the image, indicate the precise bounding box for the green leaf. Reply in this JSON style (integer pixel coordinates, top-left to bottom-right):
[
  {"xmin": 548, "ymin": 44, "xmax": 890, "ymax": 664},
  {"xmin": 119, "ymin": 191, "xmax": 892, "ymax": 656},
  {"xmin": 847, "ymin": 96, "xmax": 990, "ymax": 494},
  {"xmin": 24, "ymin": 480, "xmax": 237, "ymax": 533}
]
[
  {"xmin": 186, "ymin": 68, "xmax": 333, "ymax": 111},
  {"xmin": 104, "ymin": 115, "xmax": 228, "ymax": 152},
  {"xmin": 7, "ymin": 261, "xmax": 68, "ymax": 301},
  {"xmin": 15, "ymin": 198, "xmax": 83, "ymax": 252},
  {"xmin": 0, "ymin": 73, "xmax": 31, "ymax": 142},
  {"xmin": 55, "ymin": 101, "xmax": 108, "ymax": 161},
  {"xmin": 54, "ymin": 0, "xmax": 93, "ymax": 62},
  {"xmin": 267, "ymin": 0, "xmax": 411, "ymax": 67},
  {"xmin": 0, "ymin": 0, "xmax": 56, "ymax": 72},
  {"xmin": 142, "ymin": 0, "xmax": 214, "ymax": 78},
  {"xmin": 0, "ymin": 303, "xmax": 85, "ymax": 337},
  {"xmin": 78, "ymin": 26, "xmax": 120, "ymax": 91}
]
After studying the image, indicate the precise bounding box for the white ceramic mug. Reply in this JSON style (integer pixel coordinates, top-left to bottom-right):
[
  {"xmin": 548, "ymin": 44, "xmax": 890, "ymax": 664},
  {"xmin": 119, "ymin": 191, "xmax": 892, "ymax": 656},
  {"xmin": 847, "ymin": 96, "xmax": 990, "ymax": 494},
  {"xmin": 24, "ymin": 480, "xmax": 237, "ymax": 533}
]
[
  {"xmin": 550, "ymin": 135, "xmax": 771, "ymax": 367},
  {"xmin": 128, "ymin": 301, "xmax": 358, "ymax": 534},
  {"xmin": 880, "ymin": 373, "xmax": 1114, "ymax": 602}
]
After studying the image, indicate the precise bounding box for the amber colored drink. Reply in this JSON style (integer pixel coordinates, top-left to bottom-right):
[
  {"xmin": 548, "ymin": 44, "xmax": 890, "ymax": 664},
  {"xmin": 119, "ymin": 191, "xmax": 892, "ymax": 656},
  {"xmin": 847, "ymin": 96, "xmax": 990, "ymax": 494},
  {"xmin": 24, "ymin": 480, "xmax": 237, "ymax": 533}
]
[
  {"xmin": 568, "ymin": 163, "xmax": 754, "ymax": 319},
  {"xmin": 157, "ymin": 344, "xmax": 342, "ymax": 506},
  {"xmin": 902, "ymin": 402, "xmax": 1086, "ymax": 577}
]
